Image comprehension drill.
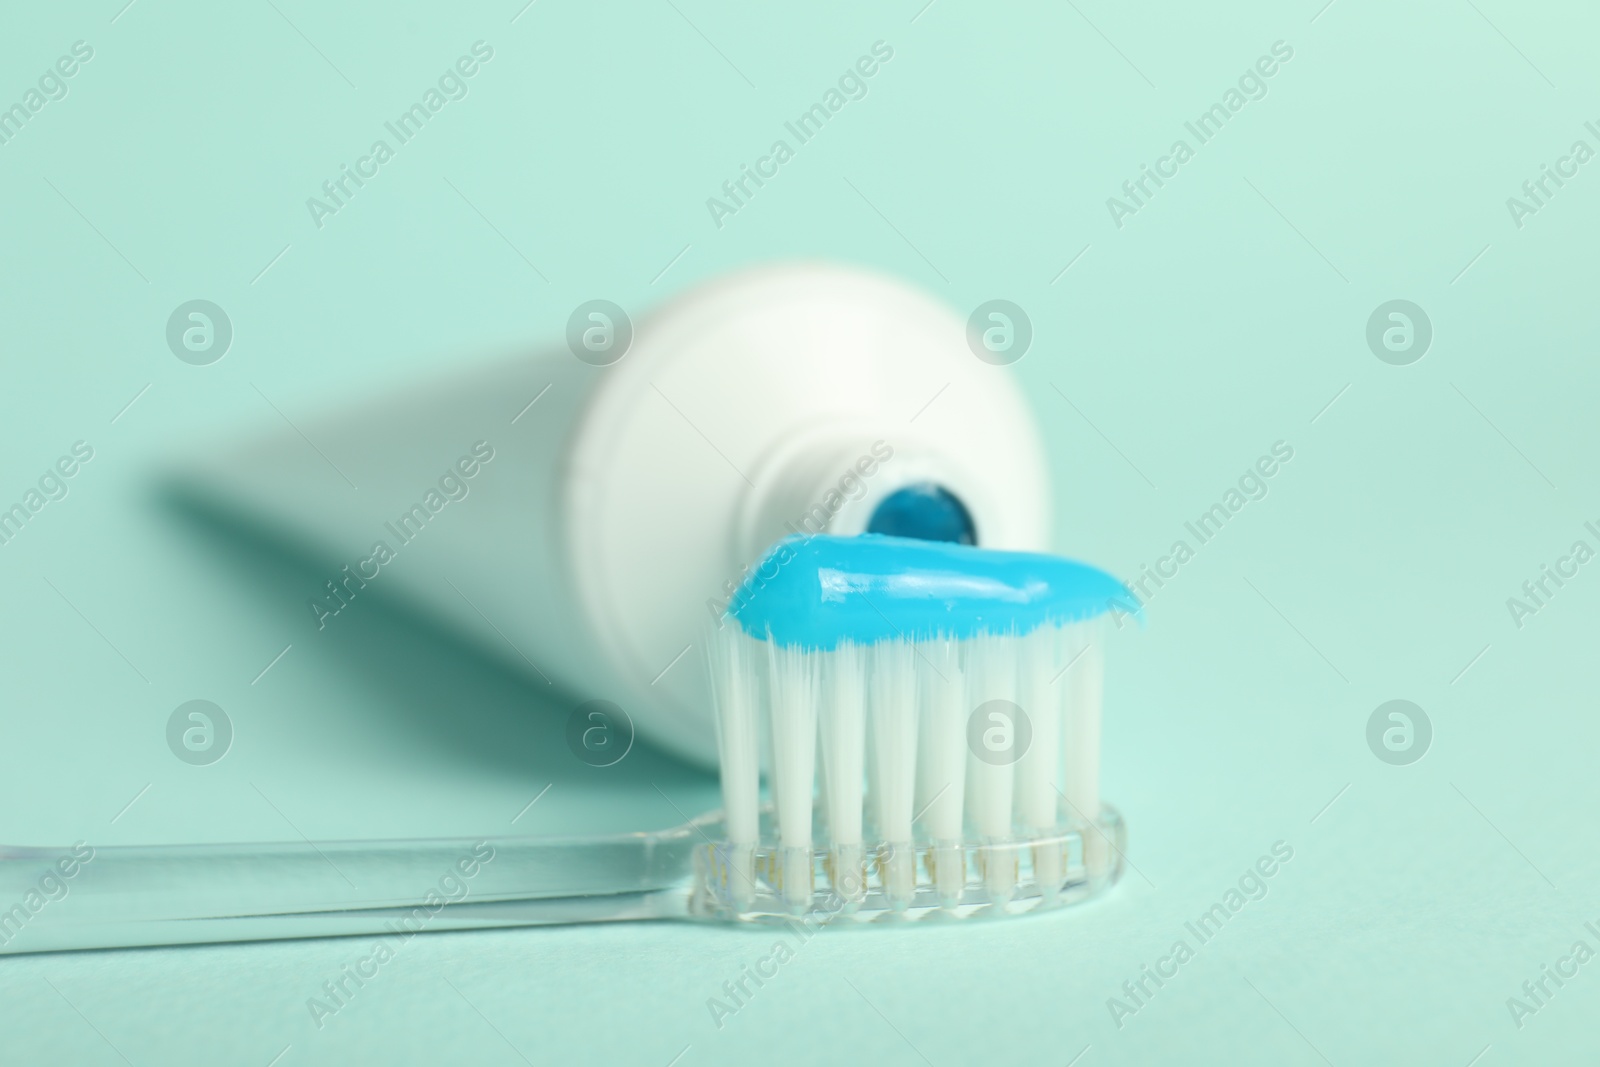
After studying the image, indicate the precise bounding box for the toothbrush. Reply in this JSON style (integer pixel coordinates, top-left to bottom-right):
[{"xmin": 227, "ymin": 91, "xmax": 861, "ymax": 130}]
[
  {"xmin": 0, "ymin": 535, "xmax": 1131, "ymax": 953},
  {"xmin": 707, "ymin": 533, "xmax": 1130, "ymax": 919}
]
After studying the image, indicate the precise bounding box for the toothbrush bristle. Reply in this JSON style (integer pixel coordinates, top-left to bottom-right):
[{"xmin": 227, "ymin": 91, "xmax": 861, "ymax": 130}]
[{"xmin": 705, "ymin": 616, "xmax": 1115, "ymax": 919}]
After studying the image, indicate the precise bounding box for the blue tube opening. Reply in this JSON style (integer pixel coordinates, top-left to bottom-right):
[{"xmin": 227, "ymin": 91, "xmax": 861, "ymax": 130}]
[{"xmin": 865, "ymin": 483, "xmax": 977, "ymax": 545}]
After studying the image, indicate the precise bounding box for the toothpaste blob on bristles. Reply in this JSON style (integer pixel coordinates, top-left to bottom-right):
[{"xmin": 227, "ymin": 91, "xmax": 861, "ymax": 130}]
[
  {"xmin": 726, "ymin": 533, "xmax": 1136, "ymax": 647},
  {"xmin": 707, "ymin": 533, "xmax": 1136, "ymax": 916}
]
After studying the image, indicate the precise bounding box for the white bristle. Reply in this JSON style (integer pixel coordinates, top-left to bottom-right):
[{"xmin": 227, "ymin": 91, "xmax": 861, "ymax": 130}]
[
  {"xmin": 765, "ymin": 640, "xmax": 817, "ymax": 908},
  {"xmin": 868, "ymin": 640, "xmax": 918, "ymax": 906},
  {"xmin": 915, "ymin": 638, "xmax": 967, "ymax": 903},
  {"xmin": 1017, "ymin": 625, "xmax": 1069, "ymax": 898},
  {"xmin": 709, "ymin": 628, "xmax": 761, "ymax": 908},
  {"xmin": 1061, "ymin": 630, "xmax": 1103, "ymax": 820},
  {"xmin": 1063, "ymin": 631, "xmax": 1106, "ymax": 875},
  {"xmin": 965, "ymin": 632, "xmax": 1019, "ymax": 902},
  {"xmin": 964, "ymin": 632, "xmax": 1018, "ymax": 840},
  {"xmin": 818, "ymin": 642, "xmax": 866, "ymax": 844},
  {"xmin": 1016, "ymin": 625, "xmax": 1066, "ymax": 833},
  {"xmin": 708, "ymin": 612, "xmax": 1110, "ymax": 913},
  {"xmin": 914, "ymin": 638, "xmax": 966, "ymax": 841},
  {"xmin": 710, "ymin": 629, "xmax": 761, "ymax": 844},
  {"xmin": 867, "ymin": 641, "xmax": 919, "ymax": 840},
  {"xmin": 818, "ymin": 641, "xmax": 867, "ymax": 902}
]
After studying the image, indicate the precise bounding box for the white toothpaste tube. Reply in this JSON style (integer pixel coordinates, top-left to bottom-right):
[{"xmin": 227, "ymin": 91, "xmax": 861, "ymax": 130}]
[{"xmin": 179, "ymin": 262, "xmax": 1051, "ymax": 766}]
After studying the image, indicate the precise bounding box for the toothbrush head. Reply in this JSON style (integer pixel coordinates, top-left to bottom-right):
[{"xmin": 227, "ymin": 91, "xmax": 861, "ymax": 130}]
[{"xmin": 697, "ymin": 533, "xmax": 1133, "ymax": 924}]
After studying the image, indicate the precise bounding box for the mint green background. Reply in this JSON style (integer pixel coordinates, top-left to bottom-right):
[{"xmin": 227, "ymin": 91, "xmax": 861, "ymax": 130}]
[{"xmin": 3, "ymin": 0, "xmax": 1598, "ymax": 1063}]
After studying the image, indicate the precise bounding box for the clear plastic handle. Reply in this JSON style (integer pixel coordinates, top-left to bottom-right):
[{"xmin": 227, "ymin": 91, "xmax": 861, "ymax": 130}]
[
  {"xmin": 0, "ymin": 804, "xmax": 1129, "ymax": 952},
  {"xmin": 0, "ymin": 824, "xmax": 700, "ymax": 954}
]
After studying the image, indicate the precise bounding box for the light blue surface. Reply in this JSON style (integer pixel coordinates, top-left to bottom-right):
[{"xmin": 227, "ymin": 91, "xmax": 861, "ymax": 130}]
[
  {"xmin": 728, "ymin": 533, "xmax": 1131, "ymax": 647},
  {"xmin": 2, "ymin": 0, "xmax": 1599, "ymax": 1064}
]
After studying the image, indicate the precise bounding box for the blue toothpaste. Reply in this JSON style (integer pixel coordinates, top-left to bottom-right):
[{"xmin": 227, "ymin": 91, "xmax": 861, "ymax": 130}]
[{"xmin": 727, "ymin": 534, "xmax": 1135, "ymax": 650}]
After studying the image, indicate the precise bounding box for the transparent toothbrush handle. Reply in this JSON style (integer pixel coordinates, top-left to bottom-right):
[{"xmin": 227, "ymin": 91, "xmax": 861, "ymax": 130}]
[{"xmin": 0, "ymin": 825, "xmax": 700, "ymax": 954}]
